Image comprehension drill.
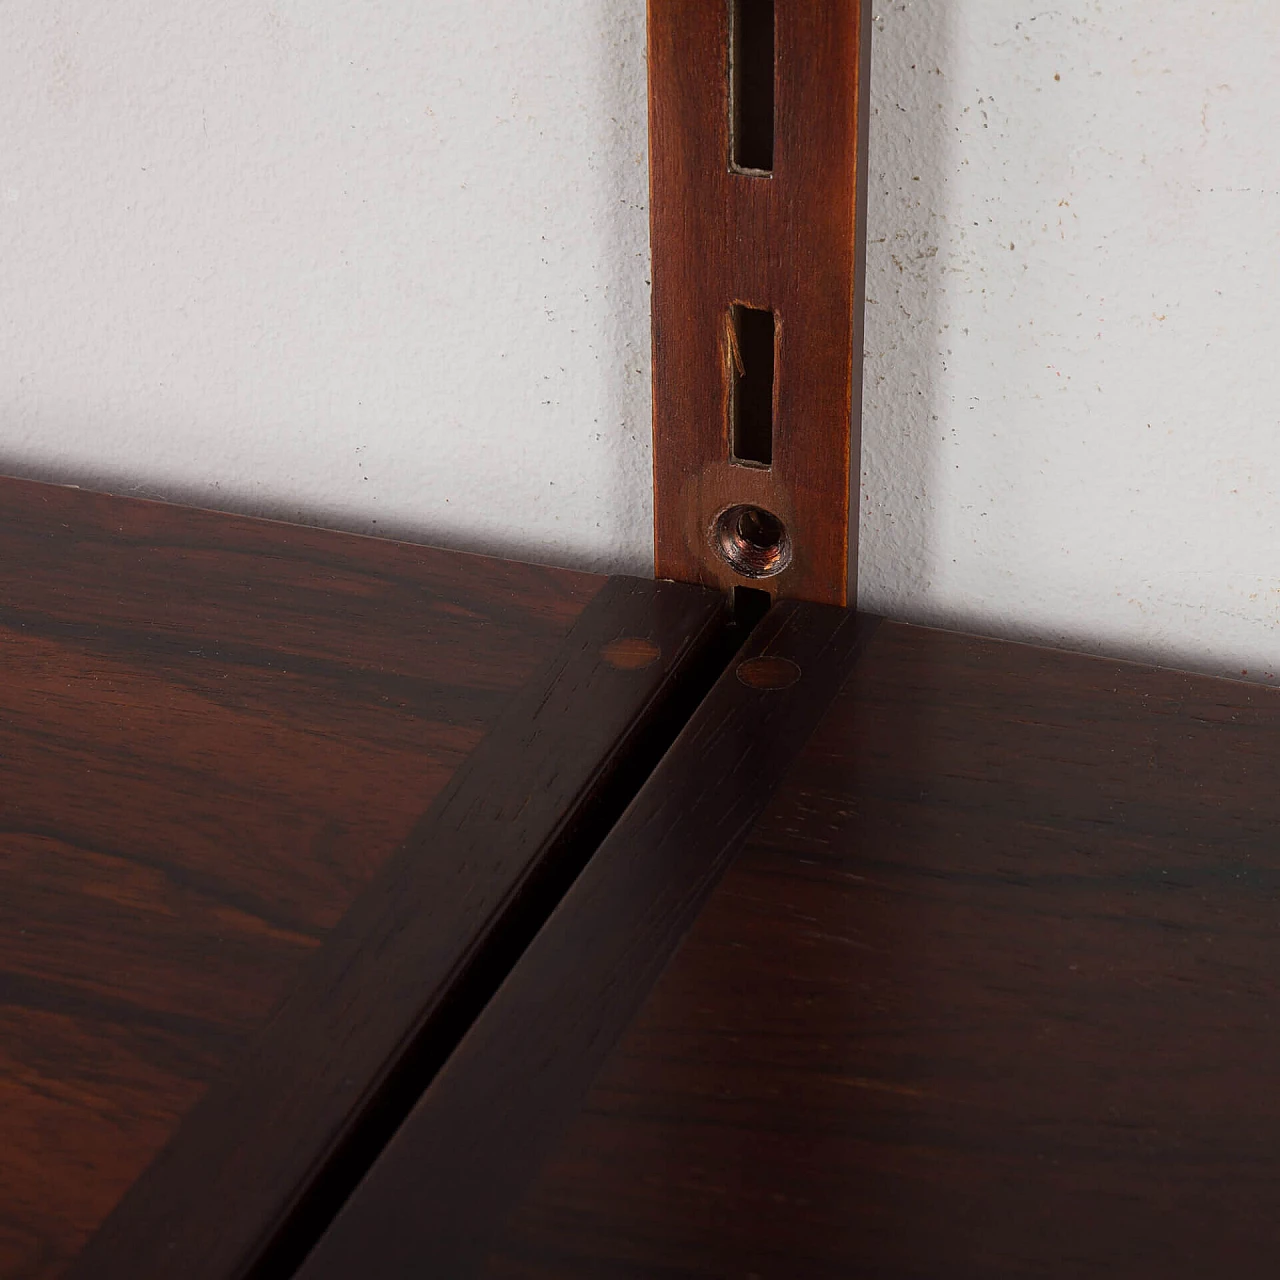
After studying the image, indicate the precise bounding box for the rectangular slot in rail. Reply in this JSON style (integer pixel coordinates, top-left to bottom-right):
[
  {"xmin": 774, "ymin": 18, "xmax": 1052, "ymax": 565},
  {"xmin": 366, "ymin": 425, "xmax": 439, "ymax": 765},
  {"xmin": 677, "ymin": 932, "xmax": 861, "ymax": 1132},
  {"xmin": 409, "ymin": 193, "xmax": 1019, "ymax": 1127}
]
[
  {"xmin": 730, "ymin": 0, "xmax": 775, "ymax": 172},
  {"xmin": 729, "ymin": 304, "xmax": 776, "ymax": 467}
]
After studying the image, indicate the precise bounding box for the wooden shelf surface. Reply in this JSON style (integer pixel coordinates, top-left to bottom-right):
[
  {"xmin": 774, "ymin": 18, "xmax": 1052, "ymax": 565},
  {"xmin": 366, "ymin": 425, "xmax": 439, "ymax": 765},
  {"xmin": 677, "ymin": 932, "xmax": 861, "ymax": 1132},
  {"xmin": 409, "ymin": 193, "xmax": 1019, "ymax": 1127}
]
[
  {"xmin": 299, "ymin": 610, "xmax": 1280, "ymax": 1278},
  {"xmin": 0, "ymin": 476, "xmax": 726, "ymax": 1279},
  {"xmin": 10, "ymin": 472, "xmax": 1280, "ymax": 1277}
]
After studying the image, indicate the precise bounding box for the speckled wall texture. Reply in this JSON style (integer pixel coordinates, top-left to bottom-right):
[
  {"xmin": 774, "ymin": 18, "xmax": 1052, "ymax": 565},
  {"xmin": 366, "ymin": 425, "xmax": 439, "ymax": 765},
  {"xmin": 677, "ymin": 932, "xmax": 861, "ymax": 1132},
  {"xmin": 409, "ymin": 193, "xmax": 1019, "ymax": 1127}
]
[{"xmin": 3, "ymin": 2, "xmax": 1277, "ymax": 681}]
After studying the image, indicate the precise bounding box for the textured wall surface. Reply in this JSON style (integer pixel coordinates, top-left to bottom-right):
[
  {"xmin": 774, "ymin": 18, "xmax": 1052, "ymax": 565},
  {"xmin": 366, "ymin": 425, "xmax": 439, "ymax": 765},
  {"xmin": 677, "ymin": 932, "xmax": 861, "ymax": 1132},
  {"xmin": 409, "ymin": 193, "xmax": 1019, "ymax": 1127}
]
[
  {"xmin": 1, "ymin": 0, "xmax": 653, "ymax": 572},
  {"xmin": 861, "ymin": 1, "xmax": 1280, "ymax": 681},
  {"xmin": 3, "ymin": 2, "xmax": 1278, "ymax": 680}
]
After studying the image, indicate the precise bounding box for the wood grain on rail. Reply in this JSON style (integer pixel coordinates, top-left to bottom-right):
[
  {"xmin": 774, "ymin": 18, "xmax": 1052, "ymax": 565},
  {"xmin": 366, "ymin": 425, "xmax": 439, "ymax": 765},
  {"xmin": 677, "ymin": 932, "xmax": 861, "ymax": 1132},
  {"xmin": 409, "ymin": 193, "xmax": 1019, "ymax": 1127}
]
[{"xmin": 649, "ymin": 0, "xmax": 872, "ymax": 603}]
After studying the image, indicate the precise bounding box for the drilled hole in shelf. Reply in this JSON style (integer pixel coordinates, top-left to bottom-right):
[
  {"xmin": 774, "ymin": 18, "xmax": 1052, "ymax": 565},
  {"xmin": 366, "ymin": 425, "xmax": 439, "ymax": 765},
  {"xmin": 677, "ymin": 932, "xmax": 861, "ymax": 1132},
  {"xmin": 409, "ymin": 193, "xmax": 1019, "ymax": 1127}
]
[{"xmin": 713, "ymin": 505, "xmax": 791, "ymax": 579}]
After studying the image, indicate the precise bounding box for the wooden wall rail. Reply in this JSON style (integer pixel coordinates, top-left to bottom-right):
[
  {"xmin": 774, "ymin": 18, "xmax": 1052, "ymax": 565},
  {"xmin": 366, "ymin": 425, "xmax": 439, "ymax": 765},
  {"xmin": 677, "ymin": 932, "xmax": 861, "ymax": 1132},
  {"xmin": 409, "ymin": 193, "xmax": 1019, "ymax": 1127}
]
[{"xmin": 649, "ymin": 0, "xmax": 872, "ymax": 606}]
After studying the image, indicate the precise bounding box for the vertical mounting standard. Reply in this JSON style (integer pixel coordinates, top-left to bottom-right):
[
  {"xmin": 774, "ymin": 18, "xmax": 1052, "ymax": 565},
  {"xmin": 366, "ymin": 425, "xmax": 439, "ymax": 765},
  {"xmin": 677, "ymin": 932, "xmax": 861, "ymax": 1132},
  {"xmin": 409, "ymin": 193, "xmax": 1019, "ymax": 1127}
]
[{"xmin": 648, "ymin": 0, "xmax": 872, "ymax": 607}]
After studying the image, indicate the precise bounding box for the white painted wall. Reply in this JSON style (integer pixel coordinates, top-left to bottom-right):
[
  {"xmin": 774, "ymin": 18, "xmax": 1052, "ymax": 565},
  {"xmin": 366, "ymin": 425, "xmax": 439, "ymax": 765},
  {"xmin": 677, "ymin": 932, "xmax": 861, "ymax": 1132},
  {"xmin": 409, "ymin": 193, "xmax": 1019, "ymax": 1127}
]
[
  {"xmin": 3, "ymin": 2, "xmax": 1278, "ymax": 681},
  {"xmin": 862, "ymin": 1, "xmax": 1280, "ymax": 682},
  {"xmin": 1, "ymin": 0, "xmax": 653, "ymax": 571}
]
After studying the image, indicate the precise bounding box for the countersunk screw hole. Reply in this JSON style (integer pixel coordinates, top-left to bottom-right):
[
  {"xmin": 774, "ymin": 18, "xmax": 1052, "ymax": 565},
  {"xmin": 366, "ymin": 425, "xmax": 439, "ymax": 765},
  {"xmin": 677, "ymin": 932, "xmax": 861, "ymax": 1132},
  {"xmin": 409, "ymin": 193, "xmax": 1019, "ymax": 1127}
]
[{"xmin": 713, "ymin": 504, "xmax": 792, "ymax": 578}]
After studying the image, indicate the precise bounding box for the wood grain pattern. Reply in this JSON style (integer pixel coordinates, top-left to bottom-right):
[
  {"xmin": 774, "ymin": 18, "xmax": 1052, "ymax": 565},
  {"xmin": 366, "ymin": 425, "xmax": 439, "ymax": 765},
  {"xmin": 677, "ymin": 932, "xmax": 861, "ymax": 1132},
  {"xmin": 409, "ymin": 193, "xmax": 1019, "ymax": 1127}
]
[
  {"xmin": 294, "ymin": 602, "xmax": 880, "ymax": 1279},
  {"xmin": 649, "ymin": 0, "xmax": 872, "ymax": 604},
  {"xmin": 296, "ymin": 613, "xmax": 1280, "ymax": 1277},
  {"xmin": 480, "ymin": 622, "xmax": 1280, "ymax": 1277},
  {"xmin": 0, "ymin": 475, "xmax": 723, "ymax": 1279},
  {"xmin": 73, "ymin": 574, "xmax": 727, "ymax": 1280}
]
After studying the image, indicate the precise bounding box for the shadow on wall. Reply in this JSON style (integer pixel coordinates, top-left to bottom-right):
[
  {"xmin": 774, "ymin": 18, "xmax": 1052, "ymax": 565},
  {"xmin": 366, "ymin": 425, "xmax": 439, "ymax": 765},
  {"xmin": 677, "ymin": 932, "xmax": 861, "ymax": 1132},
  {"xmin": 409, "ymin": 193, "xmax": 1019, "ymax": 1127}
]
[
  {"xmin": 859, "ymin": 0, "xmax": 953, "ymax": 640},
  {"xmin": 0, "ymin": 454, "xmax": 510, "ymax": 567},
  {"xmin": 2, "ymin": 0, "xmax": 650, "ymax": 578},
  {"xmin": 0, "ymin": 1, "xmax": 658, "ymax": 582},
  {"xmin": 0, "ymin": 449, "xmax": 607, "ymax": 573},
  {"xmin": 590, "ymin": 0, "xmax": 656, "ymax": 575},
  {"xmin": 860, "ymin": 1, "xmax": 1280, "ymax": 685}
]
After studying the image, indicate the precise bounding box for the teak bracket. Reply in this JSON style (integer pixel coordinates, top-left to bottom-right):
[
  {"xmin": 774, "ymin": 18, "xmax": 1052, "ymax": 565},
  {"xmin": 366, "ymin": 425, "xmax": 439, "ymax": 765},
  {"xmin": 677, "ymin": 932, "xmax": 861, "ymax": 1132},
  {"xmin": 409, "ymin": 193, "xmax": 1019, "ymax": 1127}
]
[{"xmin": 648, "ymin": 0, "xmax": 872, "ymax": 607}]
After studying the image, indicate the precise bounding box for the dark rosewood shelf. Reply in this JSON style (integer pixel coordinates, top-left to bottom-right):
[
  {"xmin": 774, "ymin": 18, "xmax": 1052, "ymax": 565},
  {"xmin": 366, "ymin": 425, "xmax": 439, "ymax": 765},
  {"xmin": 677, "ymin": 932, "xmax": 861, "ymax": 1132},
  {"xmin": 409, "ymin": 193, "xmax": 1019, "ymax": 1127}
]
[
  {"xmin": 10, "ymin": 472, "xmax": 1280, "ymax": 1278},
  {"xmin": 0, "ymin": 476, "xmax": 726, "ymax": 1279},
  {"xmin": 299, "ymin": 610, "xmax": 1280, "ymax": 1278}
]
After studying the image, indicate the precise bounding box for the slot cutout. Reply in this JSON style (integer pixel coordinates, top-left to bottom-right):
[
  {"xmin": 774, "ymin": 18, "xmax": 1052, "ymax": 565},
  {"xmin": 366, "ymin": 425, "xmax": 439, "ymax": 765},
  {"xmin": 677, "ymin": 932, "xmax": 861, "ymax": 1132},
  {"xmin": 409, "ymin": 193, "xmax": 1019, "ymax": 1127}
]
[
  {"xmin": 731, "ymin": 0, "xmax": 775, "ymax": 172},
  {"xmin": 729, "ymin": 305, "xmax": 775, "ymax": 467},
  {"xmin": 733, "ymin": 585, "xmax": 773, "ymax": 632}
]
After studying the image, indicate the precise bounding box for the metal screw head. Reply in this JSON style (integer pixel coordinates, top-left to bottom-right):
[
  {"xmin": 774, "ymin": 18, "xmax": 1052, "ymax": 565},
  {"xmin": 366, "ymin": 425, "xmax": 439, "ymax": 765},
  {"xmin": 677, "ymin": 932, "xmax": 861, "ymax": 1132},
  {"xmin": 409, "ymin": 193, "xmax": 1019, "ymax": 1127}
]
[{"xmin": 712, "ymin": 504, "xmax": 792, "ymax": 579}]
